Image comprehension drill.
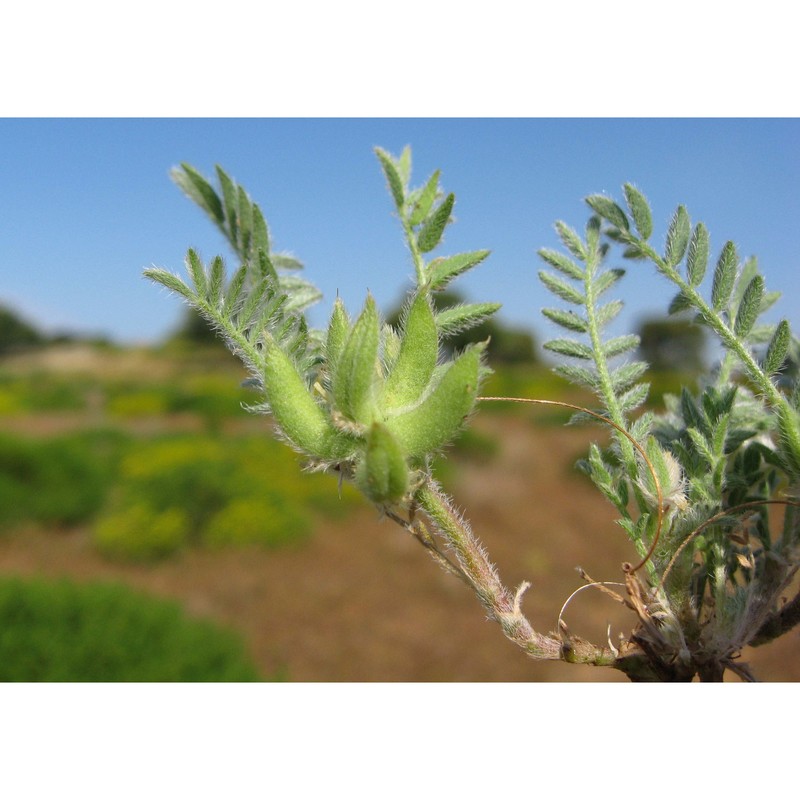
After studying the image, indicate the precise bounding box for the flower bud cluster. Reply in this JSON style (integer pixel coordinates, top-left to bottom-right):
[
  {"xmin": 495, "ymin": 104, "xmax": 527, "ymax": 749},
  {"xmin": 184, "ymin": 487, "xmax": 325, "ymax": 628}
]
[{"xmin": 260, "ymin": 290, "xmax": 486, "ymax": 507}]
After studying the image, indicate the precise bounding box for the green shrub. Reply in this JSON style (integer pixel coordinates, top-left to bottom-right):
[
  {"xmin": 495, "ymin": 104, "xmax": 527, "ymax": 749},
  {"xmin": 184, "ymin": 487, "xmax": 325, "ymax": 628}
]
[
  {"xmin": 0, "ymin": 431, "xmax": 123, "ymax": 527},
  {"xmin": 106, "ymin": 389, "xmax": 169, "ymax": 417},
  {"xmin": 93, "ymin": 503, "xmax": 190, "ymax": 561},
  {"xmin": 0, "ymin": 373, "xmax": 89, "ymax": 414},
  {"xmin": 204, "ymin": 497, "xmax": 311, "ymax": 548},
  {"xmin": 92, "ymin": 434, "xmax": 356, "ymax": 559},
  {"xmin": 0, "ymin": 576, "xmax": 262, "ymax": 681}
]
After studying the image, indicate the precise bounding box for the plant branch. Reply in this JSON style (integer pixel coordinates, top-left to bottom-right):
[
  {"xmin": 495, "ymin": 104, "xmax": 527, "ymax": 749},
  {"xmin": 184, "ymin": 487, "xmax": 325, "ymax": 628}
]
[{"xmin": 413, "ymin": 480, "xmax": 622, "ymax": 667}]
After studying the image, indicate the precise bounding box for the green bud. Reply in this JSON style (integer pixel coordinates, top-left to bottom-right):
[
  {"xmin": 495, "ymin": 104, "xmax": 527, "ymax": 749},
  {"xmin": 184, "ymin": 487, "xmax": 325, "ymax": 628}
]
[
  {"xmin": 332, "ymin": 295, "xmax": 381, "ymax": 424},
  {"xmin": 355, "ymin": 422, "xmax": 409, "ymax": 505},
  {"xmin": 325, "ymin": 297, "xmax": 351, "ymax": 371},
  {"xmin": 385, "ymin": 343, "xmax": 484, "ymax": 457},
  {"xmin": 381, "ymin": 292, "xmax": 438, "ymax": 411},
  {"xmin": 262, "ymin": 336, "xmax": 354, "ymax": 461}
]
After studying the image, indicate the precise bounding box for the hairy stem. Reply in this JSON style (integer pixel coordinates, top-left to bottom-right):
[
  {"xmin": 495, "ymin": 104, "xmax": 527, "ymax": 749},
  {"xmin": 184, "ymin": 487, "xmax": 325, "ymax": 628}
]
[{"xmin": 413, "ymin": 480, "xmax": 620, "ymax": 667}]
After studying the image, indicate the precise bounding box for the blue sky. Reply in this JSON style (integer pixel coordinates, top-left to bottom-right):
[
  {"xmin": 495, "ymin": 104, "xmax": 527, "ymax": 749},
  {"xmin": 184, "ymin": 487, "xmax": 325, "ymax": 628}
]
[{"xmin": 1, "ymin": 118, "xmax": 798, "ymax": 348}]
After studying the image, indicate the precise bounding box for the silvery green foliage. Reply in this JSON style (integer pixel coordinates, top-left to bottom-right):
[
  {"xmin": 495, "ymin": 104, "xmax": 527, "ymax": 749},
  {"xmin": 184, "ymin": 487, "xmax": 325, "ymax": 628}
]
[
  {"xmin": 540, "ymin": 186, "xmax": 800, "ymax": 680},
  {"xmin": 146, "ymin": 151, "xmax": 495, "ymax": 508},
  {"xmin": 147, "ymin": 151, "xmax": 800, "ymax": 681}
]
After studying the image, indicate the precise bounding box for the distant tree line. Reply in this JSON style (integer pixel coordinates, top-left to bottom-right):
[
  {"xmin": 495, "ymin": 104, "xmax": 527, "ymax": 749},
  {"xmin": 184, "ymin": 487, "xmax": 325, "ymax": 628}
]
[
  {"xmin": 2, "ymin": 292, "xmax": 718, "ymax": 377},
  {"xmin": 170, "ymin": 296, "xmax": 726, "ymax": 376},
  {"xmin": 0, "ymin": 305, "xmax": 44, "ymax": 354},
  {"xmin": 0, "ymin": 303, "xmax": 109, "ymax": 355}
]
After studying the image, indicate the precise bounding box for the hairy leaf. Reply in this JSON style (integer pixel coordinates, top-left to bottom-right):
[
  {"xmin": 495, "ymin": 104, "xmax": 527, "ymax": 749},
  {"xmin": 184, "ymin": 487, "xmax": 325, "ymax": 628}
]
[
  {"xmin": 554, "ymin": 221, "xmax": 587, "ymax": 260},
  {"xmin": 618, "ymin": 382, "xmax": 650, "ymax": 413},
  {"xmin": 665, "ymin": 205, "xmax": 690, "ymax": 267},
  {"xmin": 332, "ymin": 295, "xmax": 380, "ymax": 423},
  {"xmin": 623, "ymin": 184, "xmax": 653, "ymax": 240},
  {"xmin": 386, "ymin": 344, "xmax": 484, "ymax": 457},
  {"xmin": 381, "ymin": 292, "xmax": 438, "ymax": 410},
  {"xmin": 585, "ymin": 194, "xmax": 629, "ymax": 231},
  {"xmin": 171, "ymin": 164, "xmax": 224, "ymax": 223},
  {"xmin": 186, "ymin": 249, "xmax": 208, "ymax": 298},
  {"xmin": 272, "ymin": 254, "xmax": 304, "ymax": 271},
  {"xmin": 208, "ymin": 256, "xmax": 226, "ymax": 306},
  {"xmin": 251, "ymin": 204, "xmax": 270, "ymax": 255},
  {"xmin": 711, "ymin": 241, "xmax": 738, "ymax": 311},
  {"xmin": 434, "ymin": 302, "xmax": 500, "ymax": 336},
  {"xmin": 375, "ymin": 147, "xmax": 405, "ymax": 211},
  {"xmin": 595, "ymin": 299, "xmax": 624, "ymax": 328},
  {"xmin": 544, "ymin": 338, "xmax": 594, "ymax": 360},
  {"xmin": 764, "ymin": 319, "xmax": 791, "ymax": 374},
  {"xmin": 325, "ymin": 297, "xmax": 351, "ymax": 371},
  {"xmin": 609, "ymin": 361, "xmax": 648, "ymax": 393},
  {"xmin": 237, "ymin": 185, "xmax": 253, "ymax": 256},
  {"xmin": 668, "ymin": 291, "xmax": 692, "ymax": 315},
  {"xmin": 603, "ymin": 334, "xmax": 640, "ymax": 358},
  {"xmin": 686, "ymin": 223, "xmax": 709, "ymax": 287},
  {"xmin": 539, "ymin": 270, "xmax": 585, "ymax": 305},
  {"xmin": 409, "ymin": 170, "xmax": 440, "ymax": 226},
  {"xmin": 553, "ymin": 363, "xmax": 599, "ymax": 390},
  {"xmin": 538, "ymin": 248, "xmax": 585, "ymax": 280},
  {"xmin": 225, "ymin": 264, "xmax": 249, "ymax": 311},
  {"xmin": 215, "ymin": 166, "xmax": 239, "ymax": 239},
  {"xmin": 397, "ymin": 146, "xmax": 412, "ymax": 189},
  {"xmin": 143, "ymin": 268, "xmax": 196, "ymax": 303},
  {"xmin": 542, "ymin": 308, "xmax": 589, "ymax": 333},
  {"xmin": 592, "ymin": 268, "xmax": 625, "ymax": 298},
  {"xmin": 427, "ymin": 250, "xmax": 491, "ymax": 291},
  {"xmin": 261, "ymin": 335, "xmax": 353, "ymax": 461},
  {"xmin": 417, "ymin": 193, "xmax": 455, "ymax": 253},
  {"xmin": 734, "ymin": 275, "xmax": 764, "ymax": 338}
]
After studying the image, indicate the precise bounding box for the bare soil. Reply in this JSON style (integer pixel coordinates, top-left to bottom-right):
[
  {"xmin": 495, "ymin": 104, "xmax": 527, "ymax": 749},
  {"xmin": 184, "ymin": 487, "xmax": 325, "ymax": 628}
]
[{"xmin": 1, "ymin": 410, "xmax": 797, "ymax": 681}]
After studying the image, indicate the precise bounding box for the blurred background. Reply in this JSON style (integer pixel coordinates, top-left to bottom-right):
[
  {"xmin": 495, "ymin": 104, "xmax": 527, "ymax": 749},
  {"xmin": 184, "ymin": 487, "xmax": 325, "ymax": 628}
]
[{"xmin": 1, "ymin": 118, "xmax": 798, "ymax": 681}]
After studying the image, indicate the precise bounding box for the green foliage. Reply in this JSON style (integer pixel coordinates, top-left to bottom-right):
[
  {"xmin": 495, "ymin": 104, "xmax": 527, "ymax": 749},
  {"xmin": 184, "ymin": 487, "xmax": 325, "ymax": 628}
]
[
  {"xmin": 0, "ymin": 577, "xmax": 262, "ymax": 681},
  {"xmin": 0, "ymin": 304, "xmax": 44, "ymax": 354},
  {"xmin": 148, "ymin": 144, "xmax": 800, "ymax": 680},
  {"xmin": 0, "ymin": 431, "xmax": 121, "ymax": 527},
  {"xmin": 0, "ymin": 371, "xmax": 88, "ymax": 414},
  {"xmin": 148, "ymin": 147, "xmax": 498, "ymax": 512},
  {"xmin": 540, "ymin": 182, "xmax": 800, "ymax": 677},
  {"xmin": 91, "ymin": 435, "xmax": 356, "ymax": 560},
  {"xmin": 94, "ymin": 503, "xmax": 190, "ymax": 561}
]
